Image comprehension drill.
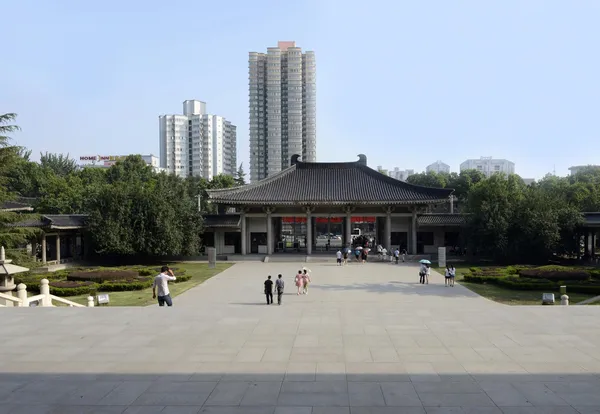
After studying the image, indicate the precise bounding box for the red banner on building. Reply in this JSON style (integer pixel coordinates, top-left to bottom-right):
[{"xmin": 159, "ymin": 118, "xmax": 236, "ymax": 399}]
[{"xmin": 282, "ymin": 216, "xmax": 375, "ymax": 224}]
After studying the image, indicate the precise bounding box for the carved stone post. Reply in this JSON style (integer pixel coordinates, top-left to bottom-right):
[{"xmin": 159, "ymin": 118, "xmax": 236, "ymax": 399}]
[
  {"xmin": 411, "ymin": 208, "xmax": 418, "ymax": 254},
  {"xmin": 383, "ymin": 206, "xmax": 394, "ymax": 250},
  {"xmin": 240, "ymin": 209, "xmax": 247, "ymax": 255},
  {"xmin": 305, "ymin": 206, "xmax": 314, "ymax": 255},
  {"xmin": 264, "ymin": 207, "xmax": 274, "ymax": 255},
  {"xmin": 344, "ymin": 206, "xmax": 355, "ymax": 248}
]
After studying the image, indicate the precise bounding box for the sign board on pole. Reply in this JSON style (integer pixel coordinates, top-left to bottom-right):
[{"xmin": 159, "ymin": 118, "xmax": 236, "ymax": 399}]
[
  {"xmin": 207, "ymin": 247, "xmax": 216, "ymax": 269},
  {"xmin": 438, "ymin": 247, "xmax": 446, "ymax": 268}
]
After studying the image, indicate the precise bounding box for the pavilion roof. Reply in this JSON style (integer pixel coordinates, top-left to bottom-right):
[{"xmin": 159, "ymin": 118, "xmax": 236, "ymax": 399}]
[
  {"xmin": 8, "ymin": 214, "xmax": 88, "ymax": 230},
  {"xmin": 207, "ymin": 155, "xmax": 453, "ymax": 205}
]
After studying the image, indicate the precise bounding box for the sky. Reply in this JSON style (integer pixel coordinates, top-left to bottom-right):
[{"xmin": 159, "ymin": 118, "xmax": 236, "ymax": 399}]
[{"xmin": 2, "ymin": 0, "xmax": 599, "ymax": 179}]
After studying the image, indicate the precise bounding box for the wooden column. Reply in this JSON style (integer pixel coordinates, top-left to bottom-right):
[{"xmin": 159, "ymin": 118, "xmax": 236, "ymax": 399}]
[
  {"xmin": 411, "ymin": 209, "xmax": 417, "ymax": 254},
  {"xmin": 306, "ymin": 207, "xmax": 314, "ymax": 255},
  {"xmin": 240, "ymin": 212, "xmax": 247, "ymax": 255},
  {"xmin": 55, "ymin": 234, "xmax": 61, "ymax": 263},
  {"xmin": 266, "ymin": 210, "xmax": 273, "ymax": 255},
  {"xmin": 384, "ymin": 206, "xmax": 393, "ymax": 250}
]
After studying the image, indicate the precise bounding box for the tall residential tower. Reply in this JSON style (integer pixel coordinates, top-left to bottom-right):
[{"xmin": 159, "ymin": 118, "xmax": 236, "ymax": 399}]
[
  {"xmin": 249, "ymin": 41, "xmax": 316, "ymax": 182},
  {"xmin": 159, "ymin": 100, "xmax": 236, "ymax": 179}
]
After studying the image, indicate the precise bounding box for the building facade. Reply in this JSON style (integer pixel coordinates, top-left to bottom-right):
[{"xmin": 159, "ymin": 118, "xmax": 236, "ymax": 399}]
[
  {"xmin": 426, "ymin": 161, "xmax": 450, "ymax": 174},
  {"xmin": 388, "ymin": 168, "xmax": 414, "ymax": 182},
  {"xmin": 460, "ymin": 157, "xmax": 515, "ymax": 177},
  {"xmin": 569, "ymin": 165, "xmax": 600, "ymax": 176},
  {"xmin": 249, "ymin": 41, "xmax": 316, "ymax": 182},
  {"xmin": 159, "ymin": 100, "xmax": 236, "ymax": 179},
  {"xmin": 206, "ymin": 154, "xmax": 459, "ymax": 256},
  {"xmin": 79, "ymin": 155, "xmax": 165, "ymax": 173}
]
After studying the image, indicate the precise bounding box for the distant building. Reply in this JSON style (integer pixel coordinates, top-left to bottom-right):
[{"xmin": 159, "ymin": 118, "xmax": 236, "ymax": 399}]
[
  {"xmin": 79, "ymin": 154, "xmax": 164, "ymax": 173},
  {"xmin": 426, "ymin": 161, "xmax": 450, "ymax": 174},
  {"xmin": 159, "ymin": 100, "xmax": 237, "ymax": 179},
  {"xmin": 522, "ymin": 178, "xmax": 535, "ymax": 186},
  {"xmin": 388, "ymin": 167, "xmax": 415, "ymax": 182},
  {"xmin": 460, "ymin": 157, "xmax": 515, "ymax": 178},
  {"xmin": 249, "ymin": 41, "xmax": 316, "ymax": 182},
  {"xmin": 569, "ymin": 165, "xmax": 600, "ymax": 176}
]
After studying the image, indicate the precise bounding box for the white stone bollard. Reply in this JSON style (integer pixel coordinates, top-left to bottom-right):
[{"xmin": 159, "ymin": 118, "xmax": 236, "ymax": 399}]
[
  {"xmin": 17, "ymin": 283, "xmax": 28, "ymax": 307},
  {"xmin": 87, "ymin": 296, "xmax": 95, "ymax": 307},
  {"xmin": 40, "ymin": 279, "xmax": 50, "ymax": 306},
  {"xmin": 561, "ymin": 294, "xmax": 569, "ymax": 306}
]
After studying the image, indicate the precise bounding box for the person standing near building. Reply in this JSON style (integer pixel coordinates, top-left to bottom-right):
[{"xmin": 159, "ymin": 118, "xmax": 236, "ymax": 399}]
[
  {"xmin": 264, "ymin": 275, "xmax": 274, "ymax": 305},
  {"xmin": 336, "ymin": 249, "xmax": 342, "ymax": 266},
  {"xmin": 275, "ymin": 274, "xmax": 285, "ymax": 305},
  {"xmin": 295, "ymin": 270, "xmax": 304, "ymax": 295},
  {"xmin": 302, "ymin": 268, "xmax": 312, "ymax": 294},
  {"xmin": 152, "ymin": 266, "xmax": 177, "ymax": 307},
  {"xmin": 449, "ymin": 265, "xmax": 456, "ymax": 287}
]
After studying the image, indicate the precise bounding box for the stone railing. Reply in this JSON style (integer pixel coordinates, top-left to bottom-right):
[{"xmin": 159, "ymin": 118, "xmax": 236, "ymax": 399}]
[{"xmin": 0, "ymin": 279, "xmax": 94, "ymax": 308}]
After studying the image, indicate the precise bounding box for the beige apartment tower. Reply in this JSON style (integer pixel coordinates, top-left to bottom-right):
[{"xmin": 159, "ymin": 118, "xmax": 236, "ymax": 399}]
[{"xmin": 249, "ymin": 41, "xmax": 316, "ymax": 182}]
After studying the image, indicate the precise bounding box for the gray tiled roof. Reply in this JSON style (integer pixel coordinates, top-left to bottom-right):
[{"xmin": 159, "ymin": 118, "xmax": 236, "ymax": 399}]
[
  {"xmin": 9, "ymin": 215, "xmax": 88, "ymax": 229},
  {"xmin": 208, "ymin": 158, "xmax": 453, "ymax": 205},
  {"xmin": 0, "ymin": 201, "xmax": 33, "ymax": 211},
  {"xmin": 203, "ymin": 214, "xmax": 240, "ymax": 228},
  {"xmin": 417, "ymin": 214, "xmax": 467, "ymax": 226},
  {"xmin": 583, "ymin": 212, "xmax": 600, "ymax": 227}
]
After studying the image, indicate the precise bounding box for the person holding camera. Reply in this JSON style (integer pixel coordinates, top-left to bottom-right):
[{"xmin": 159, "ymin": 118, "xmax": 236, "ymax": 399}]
[{"xmin": 152, "ymin": 266, "xmax": 177, "ymax": 306}]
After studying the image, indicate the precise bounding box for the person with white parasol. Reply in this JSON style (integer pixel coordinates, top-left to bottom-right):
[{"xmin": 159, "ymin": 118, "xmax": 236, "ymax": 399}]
[{"xmin": 419, "ymin": 259, "xmax": 431, "ymax": 284}]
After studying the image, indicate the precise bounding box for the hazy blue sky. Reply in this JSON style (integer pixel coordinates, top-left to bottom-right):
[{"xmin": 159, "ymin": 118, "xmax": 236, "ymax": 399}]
[{"xmin": 2, "ymin": 0, "xmax": 599, "ymax": 179}]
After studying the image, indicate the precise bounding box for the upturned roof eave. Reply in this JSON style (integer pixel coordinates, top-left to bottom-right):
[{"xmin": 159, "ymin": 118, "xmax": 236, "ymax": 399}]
[{"xmin": 208, "ymin": 199, "xmax": 452, "ymax": 206}]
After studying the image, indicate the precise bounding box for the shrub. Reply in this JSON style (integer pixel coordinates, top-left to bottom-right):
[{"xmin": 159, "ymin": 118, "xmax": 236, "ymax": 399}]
[
  {"xmin": 496, "ymin": 276, "xmax": 557, "ymax": 291},
  {"xmin": 519, "ymin": 266, "xmax": 590, "ymax": 282},
  {"xmin": 505, "ymin": 265, "xmax": 534, "ymax": 275},
  {"xmin": 153, "ymin": 267, "xmax": 186, "ymax": 275},
  {"xmin": 173, "ymin": 274, "xmax": 192, "ymax": 283},
  {"xmin": 463, "ymin": 274, "xmax": 503, "ymax": 284},
  {"xmin": 67, "ymin": 270, "xmax": 139, "ymax": 282},
  {"xmin": 98, "ymin": 278, "xmax": 153, "ymax": 292},
  {"xmin": 48, "ymin": 281, "xmax": 98, "ymax": 296},
  {"xmin": 138, "ymin": 269, "xmax": 154, "ymax": 276}
]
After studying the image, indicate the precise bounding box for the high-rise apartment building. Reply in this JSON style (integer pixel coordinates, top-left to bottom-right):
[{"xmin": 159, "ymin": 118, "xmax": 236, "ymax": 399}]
[
  {"xmin": 249, "ymin": 41, "xmax": 316, "ymax": 182},
  {"xmin": 159, "ymin": 100, "xmax": 236, "ymax": 179},
  {"xmin": 426, "ymin": 161, "xmax": 450, "ymax": 174},
  {"xmin": 460, "ymin": 156, "xmax": 514, "ymax": 177}
]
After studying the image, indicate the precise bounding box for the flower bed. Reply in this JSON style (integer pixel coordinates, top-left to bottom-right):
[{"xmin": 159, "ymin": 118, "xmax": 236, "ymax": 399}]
[
  {"xmin": 49, "ymin": 281, "xmax": 98, "ymax": 296},
  {"xmin": 519, "ymin": 265, "xmax": 590, "ymax": 281}
]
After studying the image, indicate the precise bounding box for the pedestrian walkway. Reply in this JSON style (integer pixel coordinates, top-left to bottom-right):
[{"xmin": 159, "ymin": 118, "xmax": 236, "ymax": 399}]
[{"xmin": 1, "ymin": 262, "xmax": 600, "ymax": 413}]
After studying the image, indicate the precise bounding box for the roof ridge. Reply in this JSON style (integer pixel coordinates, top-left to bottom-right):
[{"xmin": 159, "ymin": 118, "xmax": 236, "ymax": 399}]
[{"xmin": 357, "ymin": 164, "xmax": 454, "ymax": 195}]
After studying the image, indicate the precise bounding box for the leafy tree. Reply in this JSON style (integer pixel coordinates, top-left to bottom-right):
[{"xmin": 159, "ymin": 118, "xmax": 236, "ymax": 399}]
[
  {"xmin": 0, "ymin": 113, "xmax": 20, "ymax": 146},
  {"xmin": 40, "ymin": 152, "xmax": 78, "ymax": 176},
  {"xmin": 235, "ymin": 163, "xmax": 246, "ymax": 186},
  {"xmin": 446, "ymin": 169, "xmax": 486, "ymax": 200},
  {"xmin": 406, "ymin": 171, "xmax": 447, "ymax": 188}
]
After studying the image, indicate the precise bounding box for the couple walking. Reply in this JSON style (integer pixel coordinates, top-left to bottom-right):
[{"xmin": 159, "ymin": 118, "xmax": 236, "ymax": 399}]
[
  {"xmin": 264, "ymin": 274, "xmax": 284, "ymax": 305},
  {"xmin": 295, "ymin": 268, "xmax": 311, "ymax": 295}
]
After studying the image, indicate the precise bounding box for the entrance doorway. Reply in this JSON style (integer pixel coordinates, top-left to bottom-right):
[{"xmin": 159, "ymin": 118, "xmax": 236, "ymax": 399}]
[{"xmin": 250, "ymin": 232, "xmax": 267, "ymax": 254}]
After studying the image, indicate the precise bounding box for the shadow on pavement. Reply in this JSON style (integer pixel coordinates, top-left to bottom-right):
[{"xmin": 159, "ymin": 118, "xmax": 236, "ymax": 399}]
[{"xmin": 0, "ymin": 371, "xmax": 599, "ymax": 413}]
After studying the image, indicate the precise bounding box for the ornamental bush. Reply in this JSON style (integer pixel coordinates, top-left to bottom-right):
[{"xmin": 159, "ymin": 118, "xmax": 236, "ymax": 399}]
[
  {"xmin": 138, "ymin": 269, "xmax": 154, "ymax": 276},
  {"xmin": 48, "ymin": 281, "xmax": 98, "ymax": 296},
  {"xmin": 519, "ymin": 266, "xmax": 590, "ymax": 282},
  {"xmin": 173, "ymin": 274, "xmax": 192, "ymax": 283},
  {"xmin": 67, "ymin": 270, "xmax": 139, "ymax": 282},
  {"xmin": 98, "ymin": 278, "xmax": 153, "ymax": 292}
]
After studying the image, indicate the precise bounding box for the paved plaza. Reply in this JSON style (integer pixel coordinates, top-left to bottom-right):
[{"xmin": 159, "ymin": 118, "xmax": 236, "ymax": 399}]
[{"xmin": 2, "ymin": 262, "xmax": 600, "ymax": 413}]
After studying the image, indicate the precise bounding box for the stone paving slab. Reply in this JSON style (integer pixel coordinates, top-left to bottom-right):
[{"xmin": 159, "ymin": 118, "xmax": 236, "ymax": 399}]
[{"xmin": 1, "ymin": 262, "xmax": 600, "ymax": 413}]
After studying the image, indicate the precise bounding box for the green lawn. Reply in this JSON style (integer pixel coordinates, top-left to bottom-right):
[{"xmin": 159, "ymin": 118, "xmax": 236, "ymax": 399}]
[
  {"xmin": 66, "ymin": 263, "xmax": 232, "ymax": 307},
  {"xmin": 437, "ymin": 264, "xmax": 598, "ymax": 305}
]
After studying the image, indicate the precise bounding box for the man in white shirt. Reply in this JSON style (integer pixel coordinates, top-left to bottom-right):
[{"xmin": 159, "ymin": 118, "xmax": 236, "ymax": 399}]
[
  {"xmin": 336, "ymin": 249, "xmax": 342, "ymax": 265},
  {"xmin": 152, "ymin": 266, "xmax": 177, "ymax": 306}
]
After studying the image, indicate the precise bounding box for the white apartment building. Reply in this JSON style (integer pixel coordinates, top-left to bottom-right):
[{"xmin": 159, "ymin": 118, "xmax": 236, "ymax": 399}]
[
  {"xmin": 569, "ymin": 165, "xmax": 600, "ymax": 175},
  {"xmin": 159, "ymin": 100, "xmax": 236, "ymax": 179},
  {"xmin": 426, "ymin": 161, "xmax": 450, "ymax": 174},
  {"xmin": 388, "ymin": 167, "xmax": 415, "ymax": 182},
  {"xmin": 460, "ymin": 156, "xmax": 515, "ymax": 177},
  {"xmin": 249, "ymin": 41, "xmax": 316, "ymax": 182}
]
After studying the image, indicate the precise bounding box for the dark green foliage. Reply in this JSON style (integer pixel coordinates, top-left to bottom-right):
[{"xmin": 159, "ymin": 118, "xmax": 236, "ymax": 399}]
[
  {"xmin": 138, "ymin": 269, "xmax": 154, "ymax": 276},
  {"xmin": 49, "ymin": 281, "xmax": 98, "ymax": 296},
  {"xmin": 519, "ymin": 266, "xmax": 590, "ymax": 281},
  {"xmin": 67, "ymin": 270, "xmax": 139, "ymax": 282},
  {"xmin": 173, "ymin": 274, "xmax": 192, "ymax": 283},
  {"xmin": 98, "ymin": 278, "xmax": 153, "ymax": 292}
]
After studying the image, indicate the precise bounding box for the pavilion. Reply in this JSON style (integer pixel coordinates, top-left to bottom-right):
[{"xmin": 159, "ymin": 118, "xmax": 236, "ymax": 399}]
[{"xmin": 205, "ymin": 155, "xmax": 463, "ymax": 256}]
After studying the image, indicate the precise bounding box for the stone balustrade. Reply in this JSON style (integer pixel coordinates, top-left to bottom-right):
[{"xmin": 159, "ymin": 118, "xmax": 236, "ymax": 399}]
[{"xmin": 0, "ymin": 279, "xmax": 94, "ymax": 308}]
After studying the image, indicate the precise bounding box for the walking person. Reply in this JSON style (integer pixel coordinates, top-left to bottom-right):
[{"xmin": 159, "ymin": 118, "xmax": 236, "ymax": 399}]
[
  {"xmin": 343, "ymin": 247, "xmax": 349, "ymax": 265},
  {"xmin": 444, "ymin": 265, "xmax": 451, "ymax": 286},
  {"xmin": 152, "ymin": 266, "xmax": 177, "ymax": 307},
  {"xmin": 275, "ymin": 274, "xmax": 285, "ymax": 305},
  {"xmin": 295, "ymin": 270, "xmax": 303, "ymax": 295},
  {"xmin": 336, "ymin": 249, "xmax": 342, "ymax": 266},
  {"xmin": 264, "ymin": 275, "xmax": 274, "ymax": 304},
  {"xmin": 361, "ymin": 248, "xmax": 368, "ymax": 263},
  {"xmin": 302, "ymin": 268, "xmax": 312, "ymax": 294},
  {"xmin": 402, "ymin": 248, "xmax": 407, "ymax": 263},
  {"xmin": 394, "ymin": 248, "xmax": 400, "ymax": 264},
  {"xmin": 450, "ymin": 265, "xmax": 456, "ymax": 287},
  {"xmin": 419, "ymin": 262, "xmax": 426, "ymax": 284},
  {"xmin": 425, "ymin": 264, "xmax": 430, "ymax": 284}
]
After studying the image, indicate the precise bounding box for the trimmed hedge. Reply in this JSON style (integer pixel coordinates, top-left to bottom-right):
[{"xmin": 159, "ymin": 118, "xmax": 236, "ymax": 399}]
[
  {"xmin": 98, "ymin": 278, "xmax": 153, "ymax": 292},
  {"xmin": 138, "ymin": 269, "xmax": 154, "ymax": 276},
  {"xmin": 49, "ymin": 281, "xmax": 98, "ymax": 297},
  {"xmin": 173, "ymin": 274, "xmax": 192, "ymax": 283},
  {"xmin": 68, "ymin": 270, "xmax": 139, "ymax": 282},
  {"xmin": 519, "ymin": 266, "xmax": 590, "ymax": 282}
]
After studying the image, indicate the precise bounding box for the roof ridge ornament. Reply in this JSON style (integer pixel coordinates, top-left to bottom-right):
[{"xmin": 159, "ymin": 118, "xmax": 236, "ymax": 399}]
[
  {"xmin": 291, "ymin": 154, "xmax": 301, "ymax": 166},
  {"xmin": 357, "ymin": 154, "xmax": 367, "ymax": 166}
]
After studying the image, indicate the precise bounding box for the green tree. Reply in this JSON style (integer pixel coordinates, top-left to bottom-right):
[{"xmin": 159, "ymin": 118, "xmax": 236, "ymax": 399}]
[
  {"xmin": 234, "ymin": 163, "xmax": 246, "ymax": 186},
  {"xmin": 40, "ymin": 152, "xmax": 78, "ymax": 176},
  {"xmin": 0, "ymin": 113, "xmax": 20, "ymax": 146},
  {"xmin": 406, "ymin": 171, "xmax": 447, "ymax": 188}
]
